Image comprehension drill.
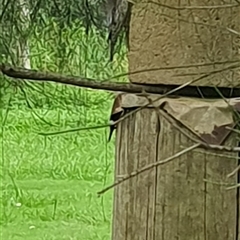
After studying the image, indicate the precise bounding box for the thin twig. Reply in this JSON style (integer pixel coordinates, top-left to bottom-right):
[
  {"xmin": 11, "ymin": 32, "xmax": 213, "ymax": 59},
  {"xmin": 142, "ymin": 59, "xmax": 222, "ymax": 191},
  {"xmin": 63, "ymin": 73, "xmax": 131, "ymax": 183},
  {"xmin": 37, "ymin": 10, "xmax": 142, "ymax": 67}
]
[
  {"xmin": 226, "ymin": 127, "xmax": 240, "ymax": 135},
  {"xmin": 108, "ymin": 60, "xmax": 240, "ymax": 81},
  {"xmin": 98, "ymin": 93, "xmax": 240, "ymax": 196},
  {"xmin": 227, "ymin": 165, "xmax": 240, "ymax": 178},
  {"xmin": 203, "ymin": 178, "xmax": 234, "ymax": 186},
  {"xmin": 97, "ymin": 143, "xmax": 200, "ymax": 196},
  {"xmin": 112, "ymin": 63, "xmax": 239, "ymax": 130},
  {"xmin": 226, "ymin": 183, "xmax": 240, "ymax": 190},
  {"xmin": 157, "ymin": 107, "xmax": 240, "ymax": 152},
  {"xmin": 188, "ymin": 148, "xmax": 240, "ymax": 159},
  {"xmin": 147, "ymin": 1, "xmax": 240, "ymax": 10},
  {"xmin": 1, "ymin": 63, "xmax": 239, "ymax": 95},
  {"xmin": 37, "ymin": 124, "xmax": 109, "ymax": 136}
]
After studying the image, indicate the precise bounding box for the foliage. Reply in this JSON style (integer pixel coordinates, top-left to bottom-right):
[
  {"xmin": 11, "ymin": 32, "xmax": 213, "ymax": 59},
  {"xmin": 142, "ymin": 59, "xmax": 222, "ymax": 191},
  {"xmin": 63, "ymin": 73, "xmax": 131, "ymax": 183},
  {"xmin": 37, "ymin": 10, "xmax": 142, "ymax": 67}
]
[
  {"xmin": 1, "ymin": 0, "xmax": 128, "ymax": 239},
  {"xmin": 2, "ymin": 17, "xmax": 128, "ymax": 108},
  {"xmin": 0, "ymin": 21, "xmax": 127, "ymax": 238}
]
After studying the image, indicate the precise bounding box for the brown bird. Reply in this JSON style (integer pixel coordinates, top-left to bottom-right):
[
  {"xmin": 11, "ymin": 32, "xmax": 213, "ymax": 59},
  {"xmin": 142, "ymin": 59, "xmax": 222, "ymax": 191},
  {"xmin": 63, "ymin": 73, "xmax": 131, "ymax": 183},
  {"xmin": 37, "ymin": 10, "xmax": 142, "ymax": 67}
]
[
  {"xmin": 108, "ymin": 120, "xmax": 117, "ymax": 142},
  {"xmin": 108, "ymin": 93, "xmax": 124, "ymax": 142}
]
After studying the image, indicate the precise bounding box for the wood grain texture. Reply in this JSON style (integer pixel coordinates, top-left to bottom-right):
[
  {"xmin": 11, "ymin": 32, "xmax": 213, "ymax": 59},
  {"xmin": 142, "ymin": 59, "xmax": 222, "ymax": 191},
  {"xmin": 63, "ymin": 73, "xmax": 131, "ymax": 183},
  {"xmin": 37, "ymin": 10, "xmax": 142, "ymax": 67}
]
[
  {"xmin": 154, "ymin": 114, "xmax": 206, "ymax": 240},
  {"xmin": 238, "ymin": 165, "xmax": 240, "ymax": 240},
  {"xmin": 128, "ymin": 0, "xmax": 240, "ymax": 87},
  {"xmin": 205, "ymin": 137, "xmax": 237, "ymax": 240},
  {"xmin": 112, "ymin": 108, "xmax": 239, "ymax": 240}
]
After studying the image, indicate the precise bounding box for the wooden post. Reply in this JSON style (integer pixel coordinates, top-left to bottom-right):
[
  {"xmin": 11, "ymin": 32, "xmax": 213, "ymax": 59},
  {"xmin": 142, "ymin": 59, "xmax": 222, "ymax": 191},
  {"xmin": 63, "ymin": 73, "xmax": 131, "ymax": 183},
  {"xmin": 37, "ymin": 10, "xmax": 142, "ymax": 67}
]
[
  {"xmin": 111, "ymin": 95, "xmax": 240, "ymax": 240},
  {"xmin": 111, "ymin": 1, "xmax": 240, "ymax": 239},
  {"xmin": 128, "ymin": 1, "xmax": 240, "ymax": 87}
]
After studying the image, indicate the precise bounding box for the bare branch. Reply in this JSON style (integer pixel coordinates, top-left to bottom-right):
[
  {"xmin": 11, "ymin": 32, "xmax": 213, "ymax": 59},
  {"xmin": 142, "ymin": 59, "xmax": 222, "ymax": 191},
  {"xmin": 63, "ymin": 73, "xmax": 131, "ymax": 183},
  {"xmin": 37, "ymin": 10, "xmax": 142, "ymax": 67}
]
[
  {"xmin": 226, "ymin": 183, "xmax": 240, "ymax": 190},
  {"xmin": 203, "ymin": 179, "xmax": 234, "ymax": 186},
  {"xmin": 157, "ymin": 107, "xmax": 240, "ymax": 152},
  {"xmin": 97, "ymin": 143, "xmax": 200, "ymax": 196},
  {"xmin": 1, "ymin": 63, "xmax": 239, "ymax": 95},
  {"xmin": 108, "ymin": 60, "xmax": 240, "ymax": 81},
  {"xmin": 0, "ymin": 64, "xmax": 148, "ymax": 93},
  {"xmin": 2, "ymin": 63, "xmax": 239, "ymax": 150},
  {"xmin": 227, "ymin": 165, "xmax": 240, "ymax": 178},
  {"xmin": 147, "ymin": 1, "xmax": 240, "ymax": 10},
  {"xmin": 110, "ymin": 63, "xmax": 240, "ymax": 139},
  {"xmin": 189, "ymin": 149, "xmax": 240, "ymax": 160},
  {"xmin": 37, "ymin": 123, "xmax": 110, "ymax": 136},
  {"xmin": 97, "ymin": 84, "xmax": 240, "ymax": 195}
]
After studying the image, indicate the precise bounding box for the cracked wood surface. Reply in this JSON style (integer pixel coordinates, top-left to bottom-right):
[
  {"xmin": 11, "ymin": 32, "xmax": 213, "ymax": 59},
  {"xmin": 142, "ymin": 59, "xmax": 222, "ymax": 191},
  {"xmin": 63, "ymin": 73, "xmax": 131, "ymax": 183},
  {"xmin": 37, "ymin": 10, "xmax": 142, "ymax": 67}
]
[
  {"xmin": 112, "ymin": 108, "xmax": 239, "ymax": 240},
  {"xmin": 128, "ymin": 0, "xmax": 240, "ymax": 87}
]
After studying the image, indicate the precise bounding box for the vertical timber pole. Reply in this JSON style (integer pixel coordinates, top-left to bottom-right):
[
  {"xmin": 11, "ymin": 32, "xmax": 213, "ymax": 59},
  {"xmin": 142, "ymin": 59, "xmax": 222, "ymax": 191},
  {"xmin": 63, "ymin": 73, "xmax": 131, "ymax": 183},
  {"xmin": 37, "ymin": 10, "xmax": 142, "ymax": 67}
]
[
  {"xmin": 111, "ymin": 0, "xmax": 240, "ymax": 239},
  {"xmin": 111, "ymin": 106, "xmax": 239, "ymax": 240}
]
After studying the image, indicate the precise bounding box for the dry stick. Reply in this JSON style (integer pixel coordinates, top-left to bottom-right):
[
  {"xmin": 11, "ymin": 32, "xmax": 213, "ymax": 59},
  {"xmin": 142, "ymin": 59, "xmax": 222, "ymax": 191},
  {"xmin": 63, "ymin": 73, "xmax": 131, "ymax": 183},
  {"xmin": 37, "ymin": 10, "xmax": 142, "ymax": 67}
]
[
  {"xmin": 162, "ymin": 93, "xmax": 239, "ymax": 150},
  {"xmin": 42, "ymin": 69, "xmax": 240, "ymax": 137},
  {"xmin": 227, "ymin": 165, "xmax": 240, "ymax": 178},
  {"xmin": 97, "ymin": 143, "xmax": 200, "ymax": 196},
  {"xmin": 18, "ymin": 64, "xmax": 238, "ymax": 137},
  {"xmin": 159, "ymin": 12, "xmax": 240, "ymax": 37},
  {"xmin": 143, "ymin": 93, "xmax": 203, "ymax": 143},
  {"xmin": 226, "ymin": 183, "xmax": 240, "ymax": 190},
  {"xmin": 226, "ymin": 126, "xmax": 240, "ymax": 135},
  {"xmin": 112, "ymin": 63, "xmax": 240, "ymax": 130},
  {"xmin": 203, "ymin": 179, "xmax": 238, "ymax": 192},
  {"xmin": 226, "ymin": 27, "xmax": 240, "ymax": 36},
  {"xmin": 147, "ymin": 1, "xmax": 240, "ymax": 10},
  {"xmin": 1, "ymin": 63, "xmax": 239, "ymax": 94},
  {"xmin": 2, "ymin": 61, "xmax": 239, "ymax": 82},
  {"xmin": 36, "ymin": 65, "xmax": 240, "ymax": 151},
  {"xmin": 109, "ymin": 60, "xmax": 240, "ymax": 81},
  {"xmin": 142, "ymin": 94, "xmax": 240, "ymax": 185},
  {"xmin": 147, "ymin": 90, "xmax": 240, "ymax": 182},
  {"xmin": 150, "ymin": 98, "xmax": 240, "ymax": 179},
  {"xmin": 189, "ymin": 148, "xmax": 240, "ymax": 160},
  {"xmin": 98, "ymin": 66, "xmax": 239, "ymax": 196},
  {"xmin": 158, "ymin": 108, "xmax": 240, "ymax": 152},
  {"xmin": 38, "ymin": 123, "xmax": 109, "ymax": 136},
  {"xmin": 126, "ymin": 91, "xmax": 240, "ymax": 152},
  {"xmin": 143, "ymin": 91, "xmax": 240, "ymax": 152},
  {"xmin": 203, "ymin": 179, "xmax": 234, "ymax": 186}
]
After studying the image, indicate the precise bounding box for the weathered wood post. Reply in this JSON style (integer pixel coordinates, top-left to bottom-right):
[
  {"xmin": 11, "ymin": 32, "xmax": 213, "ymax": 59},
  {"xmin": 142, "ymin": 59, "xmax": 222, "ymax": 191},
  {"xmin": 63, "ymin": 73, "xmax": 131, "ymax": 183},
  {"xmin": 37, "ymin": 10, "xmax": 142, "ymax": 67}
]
[{"xmin": 111, "ymin": 1, "xmax": 240, "ymax": 240}]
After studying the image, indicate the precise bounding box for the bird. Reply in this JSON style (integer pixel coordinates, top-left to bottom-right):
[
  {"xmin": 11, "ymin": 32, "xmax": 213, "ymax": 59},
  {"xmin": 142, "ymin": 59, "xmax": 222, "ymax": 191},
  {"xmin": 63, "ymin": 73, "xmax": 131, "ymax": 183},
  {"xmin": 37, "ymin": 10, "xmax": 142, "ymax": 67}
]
[
  {"xmin": 108, "ymin": 120, "xmax": 116, "ymax": 142},
  {"xmin": 106, "ymin": 0, "xmax": 131, "ymax": 61},
  {"xmin": 108, "ymin": 92, "xmax": 124, "ymax": 142}
]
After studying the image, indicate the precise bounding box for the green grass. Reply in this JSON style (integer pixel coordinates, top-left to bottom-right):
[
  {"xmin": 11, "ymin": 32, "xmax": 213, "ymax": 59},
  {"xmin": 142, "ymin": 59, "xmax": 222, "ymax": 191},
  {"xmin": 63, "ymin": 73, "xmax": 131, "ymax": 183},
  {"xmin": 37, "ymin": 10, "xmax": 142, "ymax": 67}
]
[
  {"xmin": 1, "ymin": 17, "xmax": 128, "ymax": 239},
  {"xmin": 1, "ymin": 104, "xmax": 115, "ymax": 240}
]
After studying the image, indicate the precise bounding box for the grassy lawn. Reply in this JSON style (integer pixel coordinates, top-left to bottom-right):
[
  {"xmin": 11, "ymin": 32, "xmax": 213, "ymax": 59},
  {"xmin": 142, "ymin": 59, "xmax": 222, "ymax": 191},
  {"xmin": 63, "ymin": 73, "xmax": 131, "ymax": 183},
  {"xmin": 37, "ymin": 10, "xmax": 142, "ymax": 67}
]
[
  {"xmin": 1, "ymin": 104, "xmax": 115, "ymax": 239},
  {"xmin": 0, "ymin": 18, "xmax": 127, "ymax": 239}
]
